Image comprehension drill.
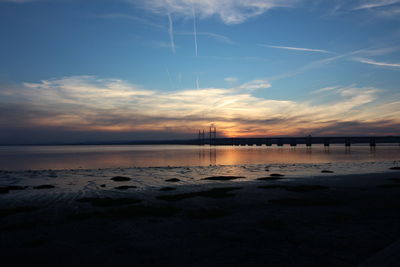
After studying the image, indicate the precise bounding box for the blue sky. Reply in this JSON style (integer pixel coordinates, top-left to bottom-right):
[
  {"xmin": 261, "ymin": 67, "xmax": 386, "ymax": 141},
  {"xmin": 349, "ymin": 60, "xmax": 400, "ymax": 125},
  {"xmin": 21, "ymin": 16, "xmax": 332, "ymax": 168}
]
[{"xmin": 0, "ymin": 0, "xmax": 400, "ymax": 144}]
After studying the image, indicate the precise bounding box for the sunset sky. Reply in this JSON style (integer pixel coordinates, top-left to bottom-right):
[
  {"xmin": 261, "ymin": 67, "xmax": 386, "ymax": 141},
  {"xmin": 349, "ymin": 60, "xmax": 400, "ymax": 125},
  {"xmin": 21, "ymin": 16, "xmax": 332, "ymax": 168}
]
[{"xmin": 1, "ymin": 0, "xmax": 400, "ymax": 144}]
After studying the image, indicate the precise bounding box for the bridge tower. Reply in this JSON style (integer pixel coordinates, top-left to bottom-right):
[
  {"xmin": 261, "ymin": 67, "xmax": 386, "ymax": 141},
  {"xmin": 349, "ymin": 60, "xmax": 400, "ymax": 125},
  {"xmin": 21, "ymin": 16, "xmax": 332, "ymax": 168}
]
[
  {"xmin": 198, "ymin": 129, "xmax": 205, "ymax": 145},
  {"xmin": 209, "ymin": 125, "xmax": 217, "ymax": 145}
]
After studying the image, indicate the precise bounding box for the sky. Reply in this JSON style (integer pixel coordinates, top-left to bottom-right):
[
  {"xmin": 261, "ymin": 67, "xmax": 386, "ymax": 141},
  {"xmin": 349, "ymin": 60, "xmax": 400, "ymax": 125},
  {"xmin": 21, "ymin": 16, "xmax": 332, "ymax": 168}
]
[{"xmin": 0, "ymin": 0, "xmax": 400, "ymax": 144}]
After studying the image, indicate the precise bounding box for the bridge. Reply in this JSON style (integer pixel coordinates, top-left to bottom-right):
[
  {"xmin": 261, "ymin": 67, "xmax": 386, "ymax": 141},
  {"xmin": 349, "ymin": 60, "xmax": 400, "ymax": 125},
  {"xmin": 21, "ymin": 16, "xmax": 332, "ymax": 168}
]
[{"xmin": 196, "ymin": 136, "xmax": 400, "ymax": 147}]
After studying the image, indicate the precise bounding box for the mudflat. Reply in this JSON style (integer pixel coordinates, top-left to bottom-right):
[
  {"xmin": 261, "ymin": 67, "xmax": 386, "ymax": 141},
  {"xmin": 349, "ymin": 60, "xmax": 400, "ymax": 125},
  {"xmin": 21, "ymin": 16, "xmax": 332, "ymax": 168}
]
[{"xmin": 1, "ymin": 171, "xmax": 400, "ymax": 266}]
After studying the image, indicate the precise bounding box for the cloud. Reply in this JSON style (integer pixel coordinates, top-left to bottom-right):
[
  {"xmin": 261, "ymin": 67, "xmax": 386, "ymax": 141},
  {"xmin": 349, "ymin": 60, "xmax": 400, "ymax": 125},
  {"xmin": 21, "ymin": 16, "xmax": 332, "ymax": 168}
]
[
  {"xmin": 1, "ymin": 76, "xmax": 398, "ymax": 141},
  {"xmin": 353, "ymin": 0, "xmax": 400, "ymax": 10},
  {"xmin": 135, "ymin": 0, "xmax": 298, "ymax": 24},
  {"xmin": 268, "ymin": 46, "xmax": 400, "ymax": 82},
  {"xmin": 353, "ymin": 57, "xmax": 400, "ymax": 68},
  {"xmin": 97, "ymin": 12, "xmax": 235, "ymax": 52},
  {"xmin": 307, "ymin": 120, "xmax": 400, "ymax": 136},
  {"xmin": 224, "ymin": 77, "xmax": 238, "ymax": 83},
  {"xmin": 167, "ymin": 13, "xmax": 176, "ymax": 53},
  {"xmin": 238, "ymin": 79, "xmax": 271, "ymax": 90},
  {"xmin": 311, "ymin": 86, "xmax": 340, "ymax": 94},
  {"xmin": 260, "ymin": 44, "xmax": 332, "ymax": 54},
  {"xmin": 96, "ymin": 13, "xmax": 166, "ymax": 29},
  {"xmin": 192, "ymin": 32, "xmax": 234, "ymax": 44},
  {"xmin": 351, "ymin": 46, "xmax": 400, "ymax": 56},
  {"xmin": 373, "ymin": 6, "xmax": 400, "ymax": 17},
  {"xmin": 192, "ymin": 5, "xmax": 198, "ymax": 56}
]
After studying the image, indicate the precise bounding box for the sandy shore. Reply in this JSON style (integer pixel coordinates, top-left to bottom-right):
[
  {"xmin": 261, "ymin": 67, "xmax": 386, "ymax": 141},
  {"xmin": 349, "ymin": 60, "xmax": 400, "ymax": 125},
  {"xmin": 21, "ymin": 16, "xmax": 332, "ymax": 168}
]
[{"xmin": 1, "ymin": 169, "xmax": 400, "ymax": 266}]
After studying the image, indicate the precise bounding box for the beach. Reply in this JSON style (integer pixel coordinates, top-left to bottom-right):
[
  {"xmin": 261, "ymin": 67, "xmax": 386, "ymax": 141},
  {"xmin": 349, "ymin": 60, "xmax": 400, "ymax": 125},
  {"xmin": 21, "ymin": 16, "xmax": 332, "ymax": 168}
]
[{"xmin": 1, "ymin": 165, "xmax": 400, "ymax": 266}]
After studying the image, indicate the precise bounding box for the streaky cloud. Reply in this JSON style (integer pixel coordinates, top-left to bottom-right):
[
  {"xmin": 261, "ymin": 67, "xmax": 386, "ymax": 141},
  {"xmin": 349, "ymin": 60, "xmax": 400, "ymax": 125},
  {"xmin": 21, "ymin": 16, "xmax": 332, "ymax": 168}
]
[
  {"xmin": 224, "ymin": 77, "xmax": 238, "ymax": 83},
  {"xmin": 260, "ymin": 44, "xmax": 332, "ymax": 54},
  {"xmin": 192, "ymin": 5, "xmax": 198, "ymax": 56},
  {"xmin": 167, "ymin": 13, "xmax": 175, "ymax": 54},
  {"xmin": 311, "ymin": 86, "xmax": 340, "ymax": 94},
  {"xmin": 353, "ymin": 0, "xmax": 400, "ymax": 10},
  {"xmin": 354, "ymin": 57, "xmax": 400, "ymax": 68},
  {"xmin": 268, "ymin": 46, "xmax": 400, "ymax": 82},
  {"xmin": 136, "ymin": 0, "xmax": 298, "ymax": 24},
  {"xmin": 96, "ymin": 13, "xmax": 166, "ymax": 29},
  {"xmin": 176, "ymin": 31, "xmax": 234, "ymax": 44},
  {"xmin": 351, "ymin": 46, "xmax": 400, "ymax": 56},
  {"xmin": 96, "ymin": 13, "xmax": 234, "ymax": 47},
  {"xmin": 238, "ymin": 79, "xmax": 271, "ymax": 90}
]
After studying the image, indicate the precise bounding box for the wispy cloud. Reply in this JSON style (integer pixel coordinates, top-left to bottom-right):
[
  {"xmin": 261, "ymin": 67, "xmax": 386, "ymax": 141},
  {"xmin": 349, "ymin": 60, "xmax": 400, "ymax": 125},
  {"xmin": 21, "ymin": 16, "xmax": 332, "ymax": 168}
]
[
  {"xmin": 260, "ymin": 44, "xmax": 332, "ymax": 54},
  {"xmin": 96, "ymin": 13, "xmax": 166, "ymax": 29},
  {"xmin": 176, "ymin": 31, "xmax": 234, "ymax": 44},
  {"xmin": 195, "ymin": 76, "xmax": 200, "ymax": 89},
  {"xmin": 269, "ymin": 46, "xmax": 400, "ymax": 81},
  {"xmin": 224, "ymin": 77, "xmax": 238, "ymax": 83},
  {"xmin": 167, "ymin": 13, "xmax": 175, "ymax": 54},
  {"xmin": 97, "ymin": 12, "xmax": 234, "ymax": 50},
  {"xmin": 192, "ymin": 5, "xmax": 198, "ymax": 56},
  {"xmin": 351, "ymin": 46, "xmax": 400, "ymax": 56},
  {"xmin": 353, "ymin": 0, "xmax": 400, "ymax": 10},
  {"xmin": 373, "ymin": 6, "xmax": 400, "ymax": 17},
  {"xmin": 311, "ymin": 86, "xmax": 340, "ymax": 94},
  {"xmin": 353, "ymin": 57, "xmax": 400, "ymax": 68},
  {"xmin": 3, "ymin": 76, "xmax": 396, "ymax": 137},
  {"xmin": 165, "ymin": 67, "xmax": 175, "ymax": 90},
  {"xmin": 136, "ymin": 0, "xmax": 298, "ymax": 24},
  {"xmin": 238, "ymin": 79, "xmax": 271, "ymax": 90},
  {"xmin": 268, "ymin": 53, "xmax": 346, "ymax": 81}
]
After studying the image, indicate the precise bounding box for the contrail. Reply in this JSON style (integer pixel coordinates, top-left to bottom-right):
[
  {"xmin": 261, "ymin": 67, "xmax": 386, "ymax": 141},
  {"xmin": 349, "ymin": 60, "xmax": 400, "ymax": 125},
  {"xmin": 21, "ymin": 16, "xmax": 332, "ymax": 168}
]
[
  {"xmin": 192, "ymin": 6, "xmax": 198, "ymax": 56},
  {"xmin": 167, "ymin": 13, "xmax": 175, "ymax": 54},
  {"xmin": 261, "ymin": 44, "xmax": 331, "ymax": 54},
  {"xmin": 196, "ymin": 76, "xmax": 200, "ymax": 89},
  {"xmin": 165, "ymin": 67, "xmax": 175, "ymax": 90}
]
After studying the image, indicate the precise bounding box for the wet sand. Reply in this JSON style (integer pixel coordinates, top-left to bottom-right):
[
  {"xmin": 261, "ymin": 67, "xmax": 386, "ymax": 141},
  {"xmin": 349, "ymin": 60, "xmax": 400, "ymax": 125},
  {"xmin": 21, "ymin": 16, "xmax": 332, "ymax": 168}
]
[{"xmin": 1, "ymin": 169, "xmax": 400, "ymax": 266}]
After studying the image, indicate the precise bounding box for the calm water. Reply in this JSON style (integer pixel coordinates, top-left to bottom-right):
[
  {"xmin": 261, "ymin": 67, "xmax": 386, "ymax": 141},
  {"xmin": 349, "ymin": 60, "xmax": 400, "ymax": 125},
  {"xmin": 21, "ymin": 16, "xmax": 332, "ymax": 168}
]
[{"xmin": 0, "ymin": 144, "xmax": 399, "ymax": 171}]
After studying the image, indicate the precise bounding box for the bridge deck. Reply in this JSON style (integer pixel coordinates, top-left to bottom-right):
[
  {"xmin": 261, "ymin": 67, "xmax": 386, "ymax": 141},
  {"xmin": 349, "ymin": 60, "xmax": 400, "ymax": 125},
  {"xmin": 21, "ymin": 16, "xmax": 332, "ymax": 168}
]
[{"xmin": 196, "ymin": 136, "xmax": 400, "ymax": 146}]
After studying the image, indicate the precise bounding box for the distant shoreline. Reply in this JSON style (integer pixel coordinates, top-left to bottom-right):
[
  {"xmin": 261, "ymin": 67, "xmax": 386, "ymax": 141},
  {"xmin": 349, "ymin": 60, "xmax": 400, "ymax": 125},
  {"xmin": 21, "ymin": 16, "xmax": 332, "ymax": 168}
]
[{"xmin": 1, "ymin": 135, "xmax": 399, "ymax": 146}]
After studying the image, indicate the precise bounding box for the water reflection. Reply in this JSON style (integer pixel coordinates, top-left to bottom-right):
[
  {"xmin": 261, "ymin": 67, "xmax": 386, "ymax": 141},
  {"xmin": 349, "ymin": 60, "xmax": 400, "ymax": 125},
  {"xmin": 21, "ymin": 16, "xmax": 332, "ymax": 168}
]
[
  {"xmin": 209, "ymin": 147, "xmax": 217, "ymax": 166},
  {"xmin": 0, "ymin": 144, "xmax": 399, "ymax": 171}
]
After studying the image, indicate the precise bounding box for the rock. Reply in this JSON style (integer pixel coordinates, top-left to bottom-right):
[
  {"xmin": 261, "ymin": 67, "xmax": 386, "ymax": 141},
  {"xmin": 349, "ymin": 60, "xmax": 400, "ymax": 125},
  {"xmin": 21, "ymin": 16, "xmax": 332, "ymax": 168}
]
[
  {"xmin": 159, "ymin": 187, "xmax": 176, "ymax": 191},
  {"xmin": 270, "ymin": 173, "xmax": 285, "ymax": 177},
  {"xmin": 114, "ymin": 185, "xmax": 137, "ymax": 190},
  {"xmin": 165, "ymin": 178, "xmax": 180, "ymax": 182},
  {"xmin": 157, "ymin": 187, "xmax": 243, "ymax": 201},
  {"xmin": 111, "ymin": 176, "xmax": 131, "ymax": 182},
  {"xmin": 33, "ymin": 185, "xmax": 55, "ymax": 189},
  {"xmin": 203, "ymin": 176, "xmax": 245, "ymax": 181},
  {"xmin": 0, "ymin": 185, "xmax": 28, "ymax": 194},
  {"xmin": 257, "ymin": 177, "xmax": 284, "ymax": 181},
  {"xmin": 321, "ymin": 170, "xmax": 334, "ymax": 173}
]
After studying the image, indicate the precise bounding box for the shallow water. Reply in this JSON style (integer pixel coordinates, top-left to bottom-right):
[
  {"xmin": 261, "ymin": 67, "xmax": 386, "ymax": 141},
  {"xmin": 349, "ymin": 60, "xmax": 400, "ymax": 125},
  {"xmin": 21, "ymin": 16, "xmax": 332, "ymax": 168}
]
[
  {"xmin": 0, "ymin": 144, "xmax": 399, "ymax": 171},
  {"xmin": 0, "ymin": 144, "xmax": 399, "ymax": 206}
]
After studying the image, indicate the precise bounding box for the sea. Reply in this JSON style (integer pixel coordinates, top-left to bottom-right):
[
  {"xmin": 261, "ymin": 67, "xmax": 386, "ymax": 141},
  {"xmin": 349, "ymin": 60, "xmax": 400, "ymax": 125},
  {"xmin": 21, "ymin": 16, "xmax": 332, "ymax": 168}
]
[
  {"xmin": 0, "ymin": 144, "xmax": 399, "ymax": 203},
  {"xmin": 0, "ymin": 144, "xmax": 399, "ymax": 172}
]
